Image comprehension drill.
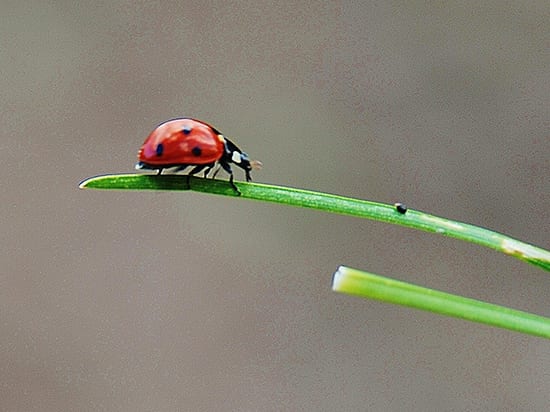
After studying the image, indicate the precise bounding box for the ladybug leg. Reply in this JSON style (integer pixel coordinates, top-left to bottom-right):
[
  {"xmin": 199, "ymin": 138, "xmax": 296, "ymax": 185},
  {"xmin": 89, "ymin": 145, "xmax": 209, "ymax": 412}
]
[
  {"xmin": 219, "ymin": 160, "xmax": 240, "ymax": 195},
  {"xmin": 188, "ymin": 165, "xmax": 208, "ymax": 176},
  {"xmin": 173, "ymin": 165, "xmax": 189, "ymax": 173},
  {"xmin": 211, "ymin": 165, "xmax": 222, "ymax": 179},
  {"xmin": 203, "ymin": 165, "xmax": 214, "ymax": 178},
  {"xmin": 157, "ymin": 168, "xmax": 163, "ymax": 175},
  {"xmin": 228, "ymin": 173, "xmax": 240, "ymax": 194}
]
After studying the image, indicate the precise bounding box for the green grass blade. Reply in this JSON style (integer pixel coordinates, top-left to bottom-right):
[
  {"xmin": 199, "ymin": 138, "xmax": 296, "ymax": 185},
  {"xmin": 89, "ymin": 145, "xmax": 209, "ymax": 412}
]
[
  {"xmin": 80, "ymin": 174, "xmax": 549, "ymax": 271},
  {"xmin": 332, "ymin": 266, "xmax": 550, "ymax": 339}
]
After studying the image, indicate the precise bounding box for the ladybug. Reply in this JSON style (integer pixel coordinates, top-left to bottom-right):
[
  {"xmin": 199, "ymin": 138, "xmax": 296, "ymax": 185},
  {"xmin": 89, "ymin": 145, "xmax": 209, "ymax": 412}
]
[{"xmin": 136, "ymin": 118, "xmax": 261, "ymax": 193}]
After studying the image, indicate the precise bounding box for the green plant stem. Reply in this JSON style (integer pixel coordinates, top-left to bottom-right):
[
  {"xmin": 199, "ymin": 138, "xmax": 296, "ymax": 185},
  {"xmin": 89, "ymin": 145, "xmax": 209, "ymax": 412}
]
[
  {"xmin": 80, "ymin": 174, "xmax": 550, "ymax": 271},
  {"xmin": 332, "ymin": 266, "xmax": 550, "ymax": 339}
]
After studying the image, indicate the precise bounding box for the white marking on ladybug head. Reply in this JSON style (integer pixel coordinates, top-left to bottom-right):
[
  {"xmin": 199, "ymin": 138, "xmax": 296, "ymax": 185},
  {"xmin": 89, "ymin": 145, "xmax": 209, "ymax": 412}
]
[{"xmin": 232, "ymin": 151, "xmax": 242, "ymax": 163}]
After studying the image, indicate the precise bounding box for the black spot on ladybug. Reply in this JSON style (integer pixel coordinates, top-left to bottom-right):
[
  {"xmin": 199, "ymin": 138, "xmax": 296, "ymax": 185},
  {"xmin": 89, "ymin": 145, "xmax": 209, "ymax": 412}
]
[
  {"xmin": 156, "ymin": 143, "xmax": 164, "ymax": 157},
  {"xmin": 191, "ymin": 146, "xmax": 202, "ymax": 157},
  {"xmin": 394, "ymin": 202, "xmax": 407, "ymax": 214},
  {"xmin": 182, "ymin": 126, "xmax": 192, "ymax": 135}
]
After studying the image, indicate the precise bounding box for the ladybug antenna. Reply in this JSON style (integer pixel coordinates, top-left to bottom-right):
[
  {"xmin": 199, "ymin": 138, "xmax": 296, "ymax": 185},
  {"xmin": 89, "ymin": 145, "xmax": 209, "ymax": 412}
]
[{"xmin": 250, "ymin": 159, "xmax": 263, "ymax": 170}]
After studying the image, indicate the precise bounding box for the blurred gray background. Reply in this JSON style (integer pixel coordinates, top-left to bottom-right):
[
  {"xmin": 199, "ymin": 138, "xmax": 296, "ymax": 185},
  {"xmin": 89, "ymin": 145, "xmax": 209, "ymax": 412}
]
[{"xmin": 2, "ymin": 1, "xmax": 549, "ymax": 410}]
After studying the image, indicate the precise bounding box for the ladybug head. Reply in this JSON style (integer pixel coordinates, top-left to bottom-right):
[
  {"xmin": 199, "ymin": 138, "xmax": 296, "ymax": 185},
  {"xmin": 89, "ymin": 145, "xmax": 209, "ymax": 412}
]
[
  {"xmin": 224, "ymin": 138, "xmax": 262, "ymax": 181},
  {"xmin": 232, "ymin": 151, "xmax": 263, "ymax": 181}
]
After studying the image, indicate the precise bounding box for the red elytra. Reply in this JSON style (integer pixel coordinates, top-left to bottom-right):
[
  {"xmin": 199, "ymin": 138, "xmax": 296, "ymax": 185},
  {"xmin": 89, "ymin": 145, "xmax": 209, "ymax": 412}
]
[{"xmin": 136, "ymin": 118, "xmax": 261, "ymax": 192}]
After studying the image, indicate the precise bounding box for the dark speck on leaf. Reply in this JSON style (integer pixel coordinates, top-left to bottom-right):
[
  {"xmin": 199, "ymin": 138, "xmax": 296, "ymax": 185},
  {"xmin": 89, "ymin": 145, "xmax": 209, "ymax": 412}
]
[{"xmin": 394, "ymin": 202, "xmax": 408, "ymax": 214}]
